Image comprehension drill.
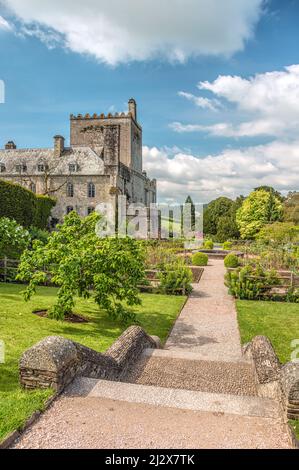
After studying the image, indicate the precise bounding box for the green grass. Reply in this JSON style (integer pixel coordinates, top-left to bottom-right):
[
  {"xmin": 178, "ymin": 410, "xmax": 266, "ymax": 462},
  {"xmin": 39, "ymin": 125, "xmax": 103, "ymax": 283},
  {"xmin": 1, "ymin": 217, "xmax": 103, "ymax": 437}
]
[
  {"xmin": 289, "ymin": 420, "xmax": 299, "ymax": 441},
  {"xmin": 0, "ymin": 283, "xmax": 186, "ymax": 442},
  {"xmin": 236, "ymin": 300, "xmax": 299, "ymax": 364}
]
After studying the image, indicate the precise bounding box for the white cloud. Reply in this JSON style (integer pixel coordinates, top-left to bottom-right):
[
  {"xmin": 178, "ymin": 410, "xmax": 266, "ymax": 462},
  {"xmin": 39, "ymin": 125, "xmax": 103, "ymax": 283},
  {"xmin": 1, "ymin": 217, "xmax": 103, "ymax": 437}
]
[
  {"xmin": 178, "ymin": 91, "xmax": 221, "ymax": 112},
  {"xmin": 0, "ymin": 15, "xmax": 12, "ymax": 31},
  {"xmin": 142, "ymin": 141, "xmax": 299, "ymax": 203},
  {"xmin": 3, "ymin": 0, "xmax": 264, "ymax": 65},
  {"xmin": 173, "ymin": 65, "xmax": 299, "ymax": 138}
]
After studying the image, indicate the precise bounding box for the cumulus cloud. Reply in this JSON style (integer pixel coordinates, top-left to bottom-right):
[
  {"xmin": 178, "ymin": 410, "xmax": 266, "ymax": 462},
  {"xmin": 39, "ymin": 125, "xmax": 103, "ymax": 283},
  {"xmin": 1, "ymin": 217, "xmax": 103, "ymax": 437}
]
[
  {"xmin": 142, "ymin": 141, "xmax": 299, "ymax": 203},
  {"xmin": 178, "ymin": 91, "xmax": 221, "ymax": 112},
  {"xmin": 172, "ymin": 65, "xmax": 299, "ymax": 138},
  {"xmin": 3, "ymin": 0, "xmax": 264, "ymax": 65},
  {"xmin": 0, "ymin": 15, "xmax": 12, "ymax": 31}
]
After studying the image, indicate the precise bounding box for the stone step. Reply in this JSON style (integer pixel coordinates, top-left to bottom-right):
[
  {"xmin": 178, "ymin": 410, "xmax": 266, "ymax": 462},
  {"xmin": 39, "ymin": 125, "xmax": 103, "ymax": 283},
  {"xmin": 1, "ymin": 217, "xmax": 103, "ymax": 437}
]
[
  {"xmin": 66, "ymin": 377, "xmax": 280, "ymax": 419},
  {"xmin": 122, "ymin": 353, "xmax": 257, "ymax": 397},
  {"xmin": 143, "ymin": 348, "xmax": 251, "ymax": 363}
]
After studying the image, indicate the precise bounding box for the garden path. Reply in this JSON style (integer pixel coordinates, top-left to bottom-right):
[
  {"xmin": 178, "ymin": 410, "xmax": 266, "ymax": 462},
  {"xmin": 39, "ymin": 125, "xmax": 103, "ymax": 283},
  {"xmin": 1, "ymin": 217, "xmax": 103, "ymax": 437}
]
[{"xmin": 13, "ymin": 260, "xmax": 292, "ymax": 449}]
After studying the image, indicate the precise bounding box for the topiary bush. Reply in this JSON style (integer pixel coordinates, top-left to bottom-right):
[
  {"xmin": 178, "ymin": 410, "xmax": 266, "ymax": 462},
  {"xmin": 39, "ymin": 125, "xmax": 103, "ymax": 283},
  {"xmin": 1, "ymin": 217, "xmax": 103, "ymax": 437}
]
[
  {"xmin": 192, "ymin": 252, "xmax": 208, "ymax": 266},
  {"xmin": 224, "ymin": 253, "xmax": 240, "ymax": 268},
  {"xmin": 223, "ymin": 241, "xmax": 232, "ymax": 250},
  {"xmin": 203, "ymin": 239, "xmax": 214, "ymax": 249}
]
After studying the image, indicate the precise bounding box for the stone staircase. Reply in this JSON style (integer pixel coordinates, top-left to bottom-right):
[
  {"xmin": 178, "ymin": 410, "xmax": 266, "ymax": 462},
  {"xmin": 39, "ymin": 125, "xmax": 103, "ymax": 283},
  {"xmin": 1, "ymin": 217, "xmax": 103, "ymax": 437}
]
[{"xmin": 65, "ymin": 347, "xmax": 281, "ymax": 422}]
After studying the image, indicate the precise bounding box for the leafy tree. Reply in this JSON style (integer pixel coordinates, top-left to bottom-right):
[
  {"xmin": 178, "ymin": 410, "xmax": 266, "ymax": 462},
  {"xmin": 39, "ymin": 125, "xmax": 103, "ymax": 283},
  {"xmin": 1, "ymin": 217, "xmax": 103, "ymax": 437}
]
[
  {"xmin": 254, "ymin": 186, "xmax": 284, "ymax": 202},
  {"xmin": 17, "ymin": 211, "xmax": 145, "ymax": 322},
  {"xmin": 284, "ymin": 192, "xmax": 299, "ymax": 224},
  {"xmin": 0, "ymin": 217, "xmax": 30, "ymax": 259},
  {"xmin": 236, "ymin": 189, "xmax": 283, "ymax": 239},
  {"xmin": 203, "ymin": 196, "xmax": 241, "ymax": 242}
]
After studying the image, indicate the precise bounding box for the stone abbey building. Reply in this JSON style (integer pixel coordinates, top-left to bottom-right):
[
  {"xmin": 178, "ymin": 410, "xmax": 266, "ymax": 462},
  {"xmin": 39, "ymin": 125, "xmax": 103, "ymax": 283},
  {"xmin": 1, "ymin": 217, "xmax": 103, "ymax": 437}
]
[{"xmin": 0, "ymin": 99, "xmax": 156, "ymax": 224}]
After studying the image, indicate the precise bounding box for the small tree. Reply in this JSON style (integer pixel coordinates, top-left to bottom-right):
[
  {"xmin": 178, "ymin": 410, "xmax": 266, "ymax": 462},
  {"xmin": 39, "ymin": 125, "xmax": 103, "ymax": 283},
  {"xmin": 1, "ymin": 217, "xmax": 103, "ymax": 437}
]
[
  {"xmin": 236, "ymin": 189, "xmax": 283, "ymax": 239},
  {"xmin": 17, "ymin": 211, "xmax": 145, "ymax": 323}
]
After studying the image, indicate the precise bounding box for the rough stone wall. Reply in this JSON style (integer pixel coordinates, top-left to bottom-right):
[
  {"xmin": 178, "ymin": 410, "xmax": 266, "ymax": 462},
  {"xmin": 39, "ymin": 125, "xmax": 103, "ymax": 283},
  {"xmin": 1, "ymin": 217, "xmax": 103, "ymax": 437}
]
[
  {"xmin": 19, "ymin": 326, "xmax": 158, "ymax": 392},
  {"xmin": 244, "ymin": 335, "xmax": 299, "ymax": 420}
]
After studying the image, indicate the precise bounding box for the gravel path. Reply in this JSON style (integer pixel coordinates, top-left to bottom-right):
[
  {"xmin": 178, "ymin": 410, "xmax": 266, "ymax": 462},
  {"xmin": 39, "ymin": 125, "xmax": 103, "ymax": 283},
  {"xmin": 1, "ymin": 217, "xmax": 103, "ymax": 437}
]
[
  {"xmin": 123, "ymin": 356, "xmax": 257, "ymax": 396},
  {"xmin": 165, "ymin": 259, "xmax": 243, "ymax": 361},
  {"xmin": 13, "ymin": 396, "xmax": 291, "ymax": 449}
]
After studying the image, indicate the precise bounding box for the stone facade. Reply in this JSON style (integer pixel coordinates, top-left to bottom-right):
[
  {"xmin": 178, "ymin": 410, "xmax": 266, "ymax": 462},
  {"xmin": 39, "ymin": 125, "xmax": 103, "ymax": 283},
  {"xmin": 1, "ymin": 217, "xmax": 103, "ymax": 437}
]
[{"xmin": 0, "ymin": 99, "xmax": 156, "ymax": 223}]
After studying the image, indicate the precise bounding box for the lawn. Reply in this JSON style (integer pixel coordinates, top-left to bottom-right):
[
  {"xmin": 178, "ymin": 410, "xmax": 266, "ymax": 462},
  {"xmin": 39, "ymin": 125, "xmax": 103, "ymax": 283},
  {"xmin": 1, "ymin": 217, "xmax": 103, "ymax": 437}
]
[
  {"xmin": 236, "ymin": 300, "xmax": 299, "ymax": 364},
  {"xmin": 0, "ymin": 283, "xmax": 186, "ymax": 443}
]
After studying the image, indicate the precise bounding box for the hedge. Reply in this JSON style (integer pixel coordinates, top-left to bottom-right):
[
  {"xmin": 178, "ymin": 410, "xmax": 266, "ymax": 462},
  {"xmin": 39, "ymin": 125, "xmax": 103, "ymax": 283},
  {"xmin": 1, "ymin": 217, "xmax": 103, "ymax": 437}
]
[{"xmin": 0, "ymin": 180, "xmax": 56, "ymax": 229}]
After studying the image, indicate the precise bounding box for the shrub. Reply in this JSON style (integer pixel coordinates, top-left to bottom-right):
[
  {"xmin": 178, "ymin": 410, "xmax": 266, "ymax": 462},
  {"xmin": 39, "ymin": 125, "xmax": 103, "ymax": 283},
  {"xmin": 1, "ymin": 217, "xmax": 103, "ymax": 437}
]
[
  {"xmin": 0, "ymin": 180, "xmax": 55, "ymax": 229},
  {"xmin": 223, "ymin": 241, "xmax": 232, "ymax": 250},
  {"xmin": 158, "ymin": 260, "xmax": 193, "ymax": 295},
  {"xmin": 203, "ymin": 239, "xmax": 214, "ymax": 249},
  {"xmin": 225, "ymin": 264, "xmax": 280, "ymax": 300},
  {"xmin": 192, "ymin": 252, "xmax": 208, "ymax": 266},
  {"xmin": 224, "ymin": 253, "xmax": 240, "ymax": 268}
]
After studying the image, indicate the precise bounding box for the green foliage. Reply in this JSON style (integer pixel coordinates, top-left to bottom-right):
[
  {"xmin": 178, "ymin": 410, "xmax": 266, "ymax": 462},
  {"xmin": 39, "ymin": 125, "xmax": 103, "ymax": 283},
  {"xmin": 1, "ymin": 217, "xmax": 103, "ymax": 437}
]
[
  {"xmin": 203, "ymin": 196, "xmax": 241, "ymax": 242},
  {"xmin": 28, "ymin": 226, "xmax": 50, "ymax": 245},
  {"xmin": 286, "ymin": 288, "xmax": 299, "ymax": 303},
  {"xmin": 0, "ymin": 180, "xmax": 55, "ymax": 229},
  {"xmin": 0, "ymin": 217, "xmax": 30, "ymax": 259},
  {"xmin": 225, "ymin": 264, "xmax": 280, "ymax": 300},
  {"xmin": 257, "ymin": 222, "xmax": 299, "ymax": 245},
  {"xmin": 192, "ymin": 252, "xmax": 208, "ymax": 266},
  {"xmin": 283, "ymin": 192, "xmax": 299, "ymax": 224},
  {"xmin": 158, "ymin": 260, "xmax": 193, "ymax": 295},
  {"xmin": 17, "ymin": 211, "xmax": 146, "ymax": 323},
  {"xmin": 223, "ymin": 241, "xmax": 232, "ymax": 250},
  {"xmin": 236, "ymin": 189, "xmax": 283, "ymax": 239},
  {"xmin": 203, "ymin": 239, "xmax": 214, "ymax": 249},
  {"xmin": 224, "ymin": 253, "xmax": 240, "ymax": 268}
]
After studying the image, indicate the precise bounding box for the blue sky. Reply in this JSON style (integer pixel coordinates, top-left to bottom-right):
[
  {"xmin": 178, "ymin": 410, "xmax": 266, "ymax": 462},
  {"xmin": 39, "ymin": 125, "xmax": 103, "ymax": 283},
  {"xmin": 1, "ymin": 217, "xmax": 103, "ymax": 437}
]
[{"xmin": 0, "ymin": 0, "xmax": 299, "ymax": 202}]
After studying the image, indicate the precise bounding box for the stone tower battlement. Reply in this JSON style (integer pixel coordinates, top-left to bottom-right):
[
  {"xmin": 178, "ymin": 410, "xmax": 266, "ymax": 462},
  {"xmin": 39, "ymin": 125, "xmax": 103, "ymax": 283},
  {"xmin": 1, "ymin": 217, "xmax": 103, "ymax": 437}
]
[{"xmin": 70, "ymin": 99, "xmax": 142, "ymax": 172}]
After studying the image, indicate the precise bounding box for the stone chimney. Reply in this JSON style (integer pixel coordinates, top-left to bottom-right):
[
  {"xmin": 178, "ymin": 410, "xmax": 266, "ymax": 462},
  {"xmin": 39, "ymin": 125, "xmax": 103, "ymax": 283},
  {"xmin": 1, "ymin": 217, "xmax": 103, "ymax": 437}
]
[
  {"xmin": 128, "ymin": 98, "xmax": 137, "ymax": 121},
  {"xmin": 5, "ymin": 141, "xmax": 16, "ymax": 150},
  {"xmin": 54, "ymin": 135, "xmax": 65, "ymax": 157}
]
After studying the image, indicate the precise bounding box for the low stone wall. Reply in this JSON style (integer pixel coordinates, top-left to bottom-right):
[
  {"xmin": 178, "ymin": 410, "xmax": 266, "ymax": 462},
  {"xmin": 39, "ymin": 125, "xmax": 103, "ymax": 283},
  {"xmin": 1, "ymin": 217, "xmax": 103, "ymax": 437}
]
[
  {"xmin": 20, "ymin": 326, "xmax": 158, "ymax": 393},
  {"xmin": 244, "ymin": 335, "xmax": 299, "ymax": 421}
]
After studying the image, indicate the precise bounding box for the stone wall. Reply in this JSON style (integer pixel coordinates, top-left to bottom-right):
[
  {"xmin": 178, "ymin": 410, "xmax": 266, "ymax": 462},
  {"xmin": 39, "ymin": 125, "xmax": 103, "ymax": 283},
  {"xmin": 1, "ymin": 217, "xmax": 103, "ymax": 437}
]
[
  {"xmin": 19, "ymin": 326, "xmax": 158, "ymax": 393},
  {"xmin": 244, "ymin": 335, "xmax": 299, "ymax": 420}
]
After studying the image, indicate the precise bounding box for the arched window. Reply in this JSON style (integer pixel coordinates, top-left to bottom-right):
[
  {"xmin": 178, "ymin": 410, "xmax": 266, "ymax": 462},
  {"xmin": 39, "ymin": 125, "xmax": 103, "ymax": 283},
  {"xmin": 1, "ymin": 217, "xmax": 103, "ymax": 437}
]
[
  {"xmin": 67, "ymin": 182, "xmax": 74, "ymax": 197},
  {"xmin": 88, "ymin": 182, "xmax": 95, "ymax": 198},
  {"xmin": 0, "ymin": 163, "xmax": 6, "ymax": 173},
  {"xmin": 66, "ymin": 206, "xmax": 74, "ymax": 215},
  {"xmin": 30, "ymin": 182, "xmax": 36, "ymax": 193},
  {"xmin": 87, "ymin": 207, "xmax": 94, "ymax": 215}
]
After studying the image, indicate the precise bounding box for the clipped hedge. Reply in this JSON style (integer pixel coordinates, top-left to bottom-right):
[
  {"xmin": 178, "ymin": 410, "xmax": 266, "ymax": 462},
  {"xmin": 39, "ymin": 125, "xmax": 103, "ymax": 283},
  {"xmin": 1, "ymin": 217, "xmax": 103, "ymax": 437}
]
[
  {"xmin": 0, "ymin": 180, "xmax": 55, "ymax": 229},
  {"xmin": 192, "ymin": 252, "xmax": 209, "ymax": 266},
  {"xmin": 224, "ymin": 253, "xmax": 240, "ymax": 268}
]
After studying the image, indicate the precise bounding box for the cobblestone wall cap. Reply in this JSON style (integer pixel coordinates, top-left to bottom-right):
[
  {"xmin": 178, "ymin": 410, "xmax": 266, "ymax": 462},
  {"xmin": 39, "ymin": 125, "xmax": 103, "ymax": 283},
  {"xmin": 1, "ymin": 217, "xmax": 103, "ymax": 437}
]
[{"xmin": 20, "ymin": 336, "xmax": 77, "ymax": 372}]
